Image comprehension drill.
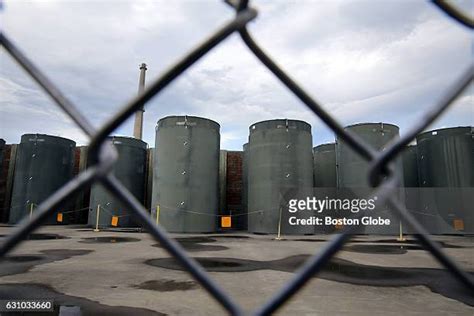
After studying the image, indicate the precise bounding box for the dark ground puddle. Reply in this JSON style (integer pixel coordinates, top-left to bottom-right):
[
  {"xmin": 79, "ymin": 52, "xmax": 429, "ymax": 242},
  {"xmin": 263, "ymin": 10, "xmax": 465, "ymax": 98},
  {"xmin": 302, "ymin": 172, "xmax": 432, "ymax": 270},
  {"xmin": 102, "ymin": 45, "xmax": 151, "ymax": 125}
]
[
  {"xmin": 288, "ymin": 237, "xmax": 467, "ymax": 250},
  {"xmin": 152, "ymin": 236, "xmax": 228, "ymax": 252},
  {"xmin": 75, "ymin": 228, "xmax": 144, "ymax": 233},
  {"xmin": 1, "ymin": 255, "xmax": 43, "ymax": 262},
  {"xmin": 106, "ymin": 228, "xmax": 145, "ymax": 233},
  {"xmin": 210, "ymin": 235, "xmax": 250, "ymax": 239},
  {"xmin": 0, "ymin": 233, "xmax": 68, "ymax": 240},
  {"xmin": 79, "ymin": 236, "xmax": 141, "ymax": 243},
  {"xmin": 0, "ymin": 249, "xmax": 93, "ymax": 277},
  {"xmin": 175, "ymin": 237, "xmax": 217, "ymax": 243},
  {"xmin": 349, "ymin": 238, "xmax": 467, "ymax": 249},
  {"xmin": 145, "ymin": 255, "xmax": 474, "ymax": 306},
  {"xmin": 153, "ymin": 243, "xmax": 227, "ymax": 252},
  {"xmin": 287, "ymin": 238, "xmax": 329, "ymax": 242},
  {"xmin": 0, "ymin": 283, "xmax": 164, "ymax": 315},
  {"xmin": 342, "ymin": 244, "xmax": 423, "ymax": 254},
  {"xmin": 132, "ymin": 279, "xmax": 198, "ymax": 292}
]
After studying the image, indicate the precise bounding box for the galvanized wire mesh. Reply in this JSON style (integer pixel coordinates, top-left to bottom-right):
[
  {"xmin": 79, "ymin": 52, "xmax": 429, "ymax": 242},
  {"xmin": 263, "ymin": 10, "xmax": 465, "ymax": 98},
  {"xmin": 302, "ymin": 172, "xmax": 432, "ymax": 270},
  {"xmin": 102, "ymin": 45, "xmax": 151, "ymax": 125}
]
[{"xmin": 1, "ymin": 1, "xmax": 473, "ymax": 315}]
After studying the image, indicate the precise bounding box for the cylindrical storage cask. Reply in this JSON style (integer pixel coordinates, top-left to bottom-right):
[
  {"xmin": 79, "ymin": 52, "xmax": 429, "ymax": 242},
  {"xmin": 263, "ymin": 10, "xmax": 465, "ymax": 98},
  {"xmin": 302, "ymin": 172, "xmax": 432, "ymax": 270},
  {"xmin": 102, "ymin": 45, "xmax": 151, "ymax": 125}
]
[
  {"xmin": 89, "ymin": 136, "xmax": 147, "ymax": 228},
  {"xmin": 400, "ymin": 144, "xmax": 420, "ymax": 235},
  {"xmin": 313, "ymin": 143, "xmax": 337, "ymax": 234},
  {"xmin": 145, "ymin": 148, "xmax": 154, "ymax": 211},
  {"xmin": 241, "ymin": 143, "xmax": 249, "ymax": 231},
  {"xmin": 313, "ymin": 143, "xmax": 337, "ymax": 188},
  {"xmin": 247, "ymin": 119, "xmax": 314, "ymax": 235},
  {"xmin": 402, "ymin": 145, "xmax": 419, "ymax": 188},
  {"xmin": 152, "ymin": 116, "xmax": 220, "ymax": 233},
  {"xmin": 416, "ymin": 127, "xmax": 473, "ymax": 234},
  {"xmin": 336, "ymin": 123, "xmax": 402, "ymax": 234},
  {"xmin": 9, "ymin": 134, "xmax": 75, "ymax": 224},
  {"xmin": 402, "ymin": 145, "xmax": 420, "ymax": 214}
]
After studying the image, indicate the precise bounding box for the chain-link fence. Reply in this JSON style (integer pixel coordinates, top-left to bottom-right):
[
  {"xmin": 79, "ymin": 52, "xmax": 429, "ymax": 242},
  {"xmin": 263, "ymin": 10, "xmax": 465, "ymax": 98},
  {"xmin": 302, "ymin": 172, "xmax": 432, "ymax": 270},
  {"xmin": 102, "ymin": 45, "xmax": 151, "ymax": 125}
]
[{"xmin": 1, "ymin": 0, "xmax": 473, "ymax": 315}]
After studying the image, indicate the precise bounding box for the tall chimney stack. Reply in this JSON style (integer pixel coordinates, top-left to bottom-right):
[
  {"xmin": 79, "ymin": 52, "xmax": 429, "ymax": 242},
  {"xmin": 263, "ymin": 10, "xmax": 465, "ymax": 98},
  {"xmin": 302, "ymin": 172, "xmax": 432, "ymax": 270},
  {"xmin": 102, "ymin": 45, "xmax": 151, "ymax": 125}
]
[{"xmin": 133, "ymin": 63, "xmax": 147, "ymax": 140}]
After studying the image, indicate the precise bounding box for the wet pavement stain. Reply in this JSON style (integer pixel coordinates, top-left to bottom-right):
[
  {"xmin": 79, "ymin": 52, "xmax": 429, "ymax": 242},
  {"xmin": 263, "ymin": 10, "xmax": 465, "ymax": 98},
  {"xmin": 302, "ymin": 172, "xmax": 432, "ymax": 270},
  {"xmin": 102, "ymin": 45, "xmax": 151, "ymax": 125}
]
[
  {"xmin": 286, "ymin": 237, "xmax": 467, "ymax": 249},
  {"xmin": 153, "ymin": 243, "xmax": 227, "ymax": 252},
  {"xmin": 175, "ymin": 237, "xmax": 217, "ymax": 243},
  {"xmin": 0, "ymin": 283, "xmax": 164, "ymax": 315},
  {"xmin": 107, "ymin": 228, "xmax": 144, "ymax": 233},
  {"xmin": 152, "ymin": 237, "xmax": 227, "ymax": 252},
  {"xmin": 0, "ymin": 249, "xmax": 93, "ymax": 277},
  {"xmin": 0, "ymin": 233, "xmax": 69, "ymax": 240},
  {"xmin": 1, "ymin": 255, "xmax": 43, "ymax": 262},
  {"xmin": 132, "ymin": 279, "xmax": 198, "ymax": 292},
  {"xmin": 79, "ymin": 236, "xmax": 141, "ymax": 243},
  {"xmin": 146, "ymin": 257, "xmax": 263, "ymax": 273},
  {"xmin": 145, "ymin": 255, "xmax": 474, "ymax": 306},
  {"xmin": 341, "ymin": 244, "xmax": 421, "ymax": 254},
  {"xmin": 210, "ymin": 235, "xmax": 251, "ymax": 239},
  {"xmin": 75, "ymin": 228, "xmax": 144, "ymax": 233},
  {"xmin": 358, "ymin": 239, "xmax": 468, "ymax": 249},
  {"xmin": 288, "ymin": 238, "xmax": 329, "ymax": 242}
]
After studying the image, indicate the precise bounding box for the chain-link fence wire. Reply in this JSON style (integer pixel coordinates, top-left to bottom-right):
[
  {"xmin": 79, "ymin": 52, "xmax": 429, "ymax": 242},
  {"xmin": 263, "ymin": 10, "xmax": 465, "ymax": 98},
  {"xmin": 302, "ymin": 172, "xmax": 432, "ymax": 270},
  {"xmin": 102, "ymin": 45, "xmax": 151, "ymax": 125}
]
[{"xmin": 0, "ymin": 0, "xmax": 473, "ymax": 314}]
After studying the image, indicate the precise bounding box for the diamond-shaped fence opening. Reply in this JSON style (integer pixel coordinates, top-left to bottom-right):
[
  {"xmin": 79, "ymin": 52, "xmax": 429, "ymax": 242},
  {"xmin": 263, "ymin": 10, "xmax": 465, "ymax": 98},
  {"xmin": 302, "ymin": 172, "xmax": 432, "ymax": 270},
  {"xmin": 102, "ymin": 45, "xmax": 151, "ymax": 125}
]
[{"xmin": 0, "ymin": 1, "xmax": 473, "ymax": 315}]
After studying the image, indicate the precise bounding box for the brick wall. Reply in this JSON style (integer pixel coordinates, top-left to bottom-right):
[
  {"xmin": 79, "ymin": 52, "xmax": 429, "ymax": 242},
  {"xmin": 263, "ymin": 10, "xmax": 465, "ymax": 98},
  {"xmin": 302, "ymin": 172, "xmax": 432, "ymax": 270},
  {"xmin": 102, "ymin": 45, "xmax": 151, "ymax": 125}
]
[
  {"xmin": 72, "ymin": 146, "xmax": 90, "ymax": 224},
  {"xmin": 0, "ymin": 145, "xmax": 12, "ymax": 222},
  {"xmin": 225, "ymin": 151, "xmax": 246, "ymax": 230},
  {"xmin": 225, "ymin": 151, "xmax": 243, "ymax": 210}
]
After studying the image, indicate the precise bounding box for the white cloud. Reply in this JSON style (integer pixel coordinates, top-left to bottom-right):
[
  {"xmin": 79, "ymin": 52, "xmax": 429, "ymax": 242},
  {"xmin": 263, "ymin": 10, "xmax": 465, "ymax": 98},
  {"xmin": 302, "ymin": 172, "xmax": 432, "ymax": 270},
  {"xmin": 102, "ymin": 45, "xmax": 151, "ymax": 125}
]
[{"xmin": 0, "ymin": 0, "xmax": 472, "ymax": 150}]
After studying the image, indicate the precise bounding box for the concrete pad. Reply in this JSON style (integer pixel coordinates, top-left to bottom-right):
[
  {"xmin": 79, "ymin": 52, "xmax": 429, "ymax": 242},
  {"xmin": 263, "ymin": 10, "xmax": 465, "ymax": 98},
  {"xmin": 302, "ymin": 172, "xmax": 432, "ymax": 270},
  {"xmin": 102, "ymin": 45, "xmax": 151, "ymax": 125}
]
[{"xmin": 0, "ymin": 225, "xmax": 472, "ymax": 315}]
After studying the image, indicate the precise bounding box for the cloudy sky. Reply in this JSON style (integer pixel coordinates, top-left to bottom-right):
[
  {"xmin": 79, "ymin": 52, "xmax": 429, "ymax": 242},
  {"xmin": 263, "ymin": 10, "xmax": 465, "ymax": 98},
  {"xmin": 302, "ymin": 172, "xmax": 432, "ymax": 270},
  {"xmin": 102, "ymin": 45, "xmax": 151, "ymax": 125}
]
[{"xmin": 1, "ymin": 0, "xmax": 472, "ymax": 150}]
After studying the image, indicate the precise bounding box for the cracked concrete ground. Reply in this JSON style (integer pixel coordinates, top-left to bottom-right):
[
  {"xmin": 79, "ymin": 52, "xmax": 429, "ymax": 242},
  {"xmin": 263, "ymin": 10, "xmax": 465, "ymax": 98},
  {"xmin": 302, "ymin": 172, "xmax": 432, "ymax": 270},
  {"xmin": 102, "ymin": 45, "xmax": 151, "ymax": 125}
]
[{"xmin": 0, "ymin": 225, "xmax": 472, "ymax": 315}]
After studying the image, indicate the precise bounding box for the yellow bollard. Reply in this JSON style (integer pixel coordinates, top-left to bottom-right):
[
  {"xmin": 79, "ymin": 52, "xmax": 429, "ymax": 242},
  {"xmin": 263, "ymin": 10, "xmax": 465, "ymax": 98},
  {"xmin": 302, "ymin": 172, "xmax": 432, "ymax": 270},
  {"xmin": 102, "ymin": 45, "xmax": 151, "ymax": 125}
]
[
  {"xmin": 275, "ymin": 207, "xmax": 282, "ymax": 240},
  {"xmin": 155, "ymin": 205, "xmax": 160, "ymax": 225},
  {"xmin": 29, "ymin": 203, "xmax": 34, "ymax": 219},
  {"xmin": 397, "ymin": 221, "xmax": 406, "ymax": 241},
  {"xmin": 94, "ymin": 204, "xmax": 101, "ymax": 232}
]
